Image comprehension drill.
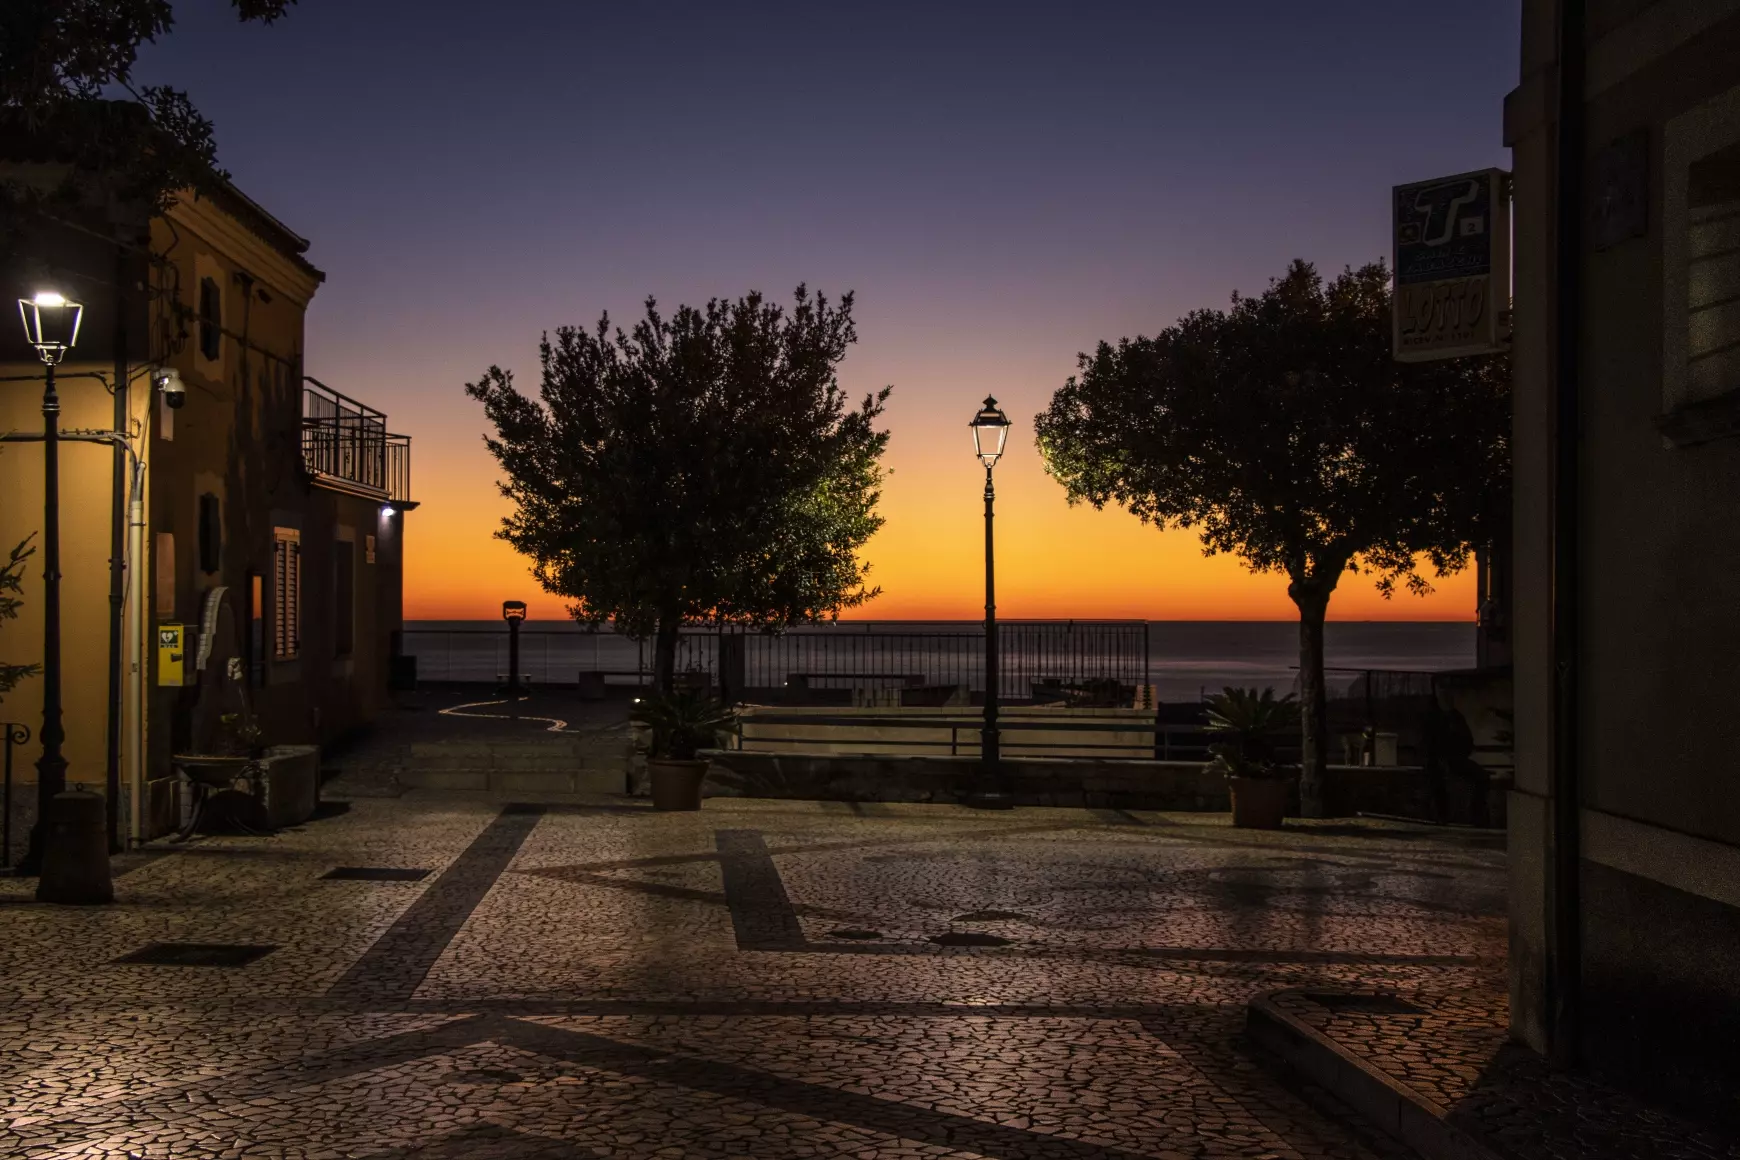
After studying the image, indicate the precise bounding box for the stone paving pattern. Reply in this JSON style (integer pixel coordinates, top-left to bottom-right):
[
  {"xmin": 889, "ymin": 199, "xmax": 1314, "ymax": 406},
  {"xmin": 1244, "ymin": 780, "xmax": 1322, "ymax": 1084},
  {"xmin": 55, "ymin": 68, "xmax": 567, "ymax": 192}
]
[
  {"xmin": 1269, "ymin": 986, "xmax": 1740, "ymax": 1159},
  {"xmin": 0, "ymin": 788, "xmax": 1697, "ymax": 1158}
]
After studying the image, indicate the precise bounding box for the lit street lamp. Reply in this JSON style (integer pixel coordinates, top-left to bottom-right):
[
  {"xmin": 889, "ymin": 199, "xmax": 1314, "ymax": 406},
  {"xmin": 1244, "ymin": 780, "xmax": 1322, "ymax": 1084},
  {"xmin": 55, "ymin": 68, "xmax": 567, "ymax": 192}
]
[
  {"xmin": 15, "ymin": 290, "xmax": 84, "ymax": 875},
  {"xmin": 968, "ymin": 397, "xmax": 1013, "ymax": 810}
]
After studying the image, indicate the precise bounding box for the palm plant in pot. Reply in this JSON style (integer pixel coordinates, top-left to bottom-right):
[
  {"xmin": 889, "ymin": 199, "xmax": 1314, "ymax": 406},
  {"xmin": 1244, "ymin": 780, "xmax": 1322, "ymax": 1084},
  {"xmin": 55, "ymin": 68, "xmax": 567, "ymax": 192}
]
[
  {"xmin": 1204, "ymin": 686, "xmax": 1300, "ymax": 829},
  {"xmin": 630, "ymin": 688, "xmax": 736, "ymax": 811}
]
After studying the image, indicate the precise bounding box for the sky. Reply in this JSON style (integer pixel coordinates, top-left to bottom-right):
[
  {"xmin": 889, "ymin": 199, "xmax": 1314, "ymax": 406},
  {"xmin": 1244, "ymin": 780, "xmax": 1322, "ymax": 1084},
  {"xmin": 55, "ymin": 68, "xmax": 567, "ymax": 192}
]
[{"xmin": 137, "ymin": 1, "xmax": 1519, "ymax": 622}]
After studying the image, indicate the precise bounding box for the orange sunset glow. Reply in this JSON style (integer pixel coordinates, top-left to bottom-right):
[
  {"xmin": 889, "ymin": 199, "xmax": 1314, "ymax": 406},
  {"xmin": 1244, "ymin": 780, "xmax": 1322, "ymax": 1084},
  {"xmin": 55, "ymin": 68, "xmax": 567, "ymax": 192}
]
[{"xmin": 401, "ymin": 338, "xmax": 1477, "ymax": 624}]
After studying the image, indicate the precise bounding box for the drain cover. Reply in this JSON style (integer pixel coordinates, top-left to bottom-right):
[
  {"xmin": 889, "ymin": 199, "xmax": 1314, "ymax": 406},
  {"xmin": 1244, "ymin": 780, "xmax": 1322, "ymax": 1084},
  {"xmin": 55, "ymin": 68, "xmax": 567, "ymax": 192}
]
[
  {"xmin": 322, "ymin": 867, "xmax": 431, "ymax": 882},
  {"xmin": 951, "ymin": 910, "xmax": 1029, "ymax": 923},
  {"xmin": 825, "ymin": 929, "xmax": 885, "ymax": 941},
  {"xmin": 115, "ymin": 943, "xmax": 276, "ymax": 967},
  {"xmin": 929, "ymin": 931, "xmax": 1013, "ymax": 947},
  {"xmin": 1301, "ymin": 992, "xmax": 1423, "ymax": 1014}
]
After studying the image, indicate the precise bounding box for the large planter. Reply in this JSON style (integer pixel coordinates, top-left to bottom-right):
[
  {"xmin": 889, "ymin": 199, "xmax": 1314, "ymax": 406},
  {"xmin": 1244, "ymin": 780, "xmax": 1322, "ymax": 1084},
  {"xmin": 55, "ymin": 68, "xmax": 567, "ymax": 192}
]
[
  {"xmin": 648, "ymin": 759, "xmax": 709, "ymax": 811},
  {"xmin": 1228, "ymin": 776, "xmax": 1290, "ymax": 829}
]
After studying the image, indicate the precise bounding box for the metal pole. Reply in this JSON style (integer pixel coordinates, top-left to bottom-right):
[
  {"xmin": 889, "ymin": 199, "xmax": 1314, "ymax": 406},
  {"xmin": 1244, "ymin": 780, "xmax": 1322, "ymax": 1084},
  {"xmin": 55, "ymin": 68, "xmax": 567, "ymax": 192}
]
[
  {"xmin": 23, "ymin": 362, "xmax": 68, "ymax": 874},
  {"xmin": 973, "ymin": 464, "xmax": 1010, "ymax": 808},
  {"xmin": 104, "ymin": 259, "xmax": 128, "ymax": 853},
  {"xmin": 508, "ymin": 618, "xmax": 522, "ymax": 696}
]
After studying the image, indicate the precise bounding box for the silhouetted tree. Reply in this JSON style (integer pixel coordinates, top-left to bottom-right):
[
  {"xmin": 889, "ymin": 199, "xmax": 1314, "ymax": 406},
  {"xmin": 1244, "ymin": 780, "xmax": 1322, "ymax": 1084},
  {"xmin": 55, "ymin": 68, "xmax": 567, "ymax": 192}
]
[
  {"xmin": 0, "ymin": 534, "xmax": 40, "ymax": 700},
  {"xmin": 2, "ymin": 1, "xmax": 296, "ymax": 212},
  {"xmin": 1035, "ymin": 260, "xmax": 1507, "ymax": 816},
  {"xmin": 467, "ymin": 287, "xmax": 891, "ymax": 692}
]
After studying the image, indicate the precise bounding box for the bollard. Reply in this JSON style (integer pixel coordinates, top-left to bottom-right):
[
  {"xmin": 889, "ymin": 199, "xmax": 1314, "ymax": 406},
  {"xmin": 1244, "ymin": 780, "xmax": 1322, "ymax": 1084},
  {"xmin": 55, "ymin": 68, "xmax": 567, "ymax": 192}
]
[{"xmin": 37, "ymin": 790, "xmax": 114, "ymax": 905}]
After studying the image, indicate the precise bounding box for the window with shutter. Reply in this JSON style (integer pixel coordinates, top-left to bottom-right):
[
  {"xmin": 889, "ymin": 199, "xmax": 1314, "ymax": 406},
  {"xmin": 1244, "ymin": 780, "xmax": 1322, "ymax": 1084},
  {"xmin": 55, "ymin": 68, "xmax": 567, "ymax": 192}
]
[{"xmin": 272, "ymin": 527, "xmax": 301, "ymax": 660}]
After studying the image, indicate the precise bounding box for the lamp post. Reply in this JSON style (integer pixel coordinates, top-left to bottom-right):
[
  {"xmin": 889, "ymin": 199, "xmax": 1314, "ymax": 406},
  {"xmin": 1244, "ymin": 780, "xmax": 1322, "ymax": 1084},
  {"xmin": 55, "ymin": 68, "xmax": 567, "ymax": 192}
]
[
  {"xmin": 502, "ymin": 600, "xmax": 527, "ymax": 696},
  {"xmin": 16, "ymin": 291, "xmax": 84, "ymax": 874},
  {"xmin": 968, "ymin": 397, "xmax": 1013, "ymax": 810}
]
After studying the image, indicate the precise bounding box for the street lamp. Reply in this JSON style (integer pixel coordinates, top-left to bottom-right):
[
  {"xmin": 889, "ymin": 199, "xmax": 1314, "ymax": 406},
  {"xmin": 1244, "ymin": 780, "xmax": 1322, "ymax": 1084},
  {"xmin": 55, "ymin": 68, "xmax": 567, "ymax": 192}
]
[
  {"xmin": 968, "ymin": 396, "xmax": 1013, "ymax": 810},
  {"xmin": 16, "ymin": 290, "xmax": 84, "ymax": 875}
]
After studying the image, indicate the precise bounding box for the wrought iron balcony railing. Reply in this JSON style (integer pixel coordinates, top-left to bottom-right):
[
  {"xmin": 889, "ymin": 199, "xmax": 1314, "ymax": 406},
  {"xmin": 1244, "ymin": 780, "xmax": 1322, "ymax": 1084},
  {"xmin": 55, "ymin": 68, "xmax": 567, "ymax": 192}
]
[{"xmin": 301, "ymin": 378, "xmax": 412, "ymax": 504}]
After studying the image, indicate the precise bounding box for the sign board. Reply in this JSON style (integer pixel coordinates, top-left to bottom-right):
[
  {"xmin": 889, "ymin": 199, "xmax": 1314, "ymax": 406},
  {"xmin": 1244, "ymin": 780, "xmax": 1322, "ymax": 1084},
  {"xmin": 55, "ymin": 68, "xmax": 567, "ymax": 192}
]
[
  {"xmin": 1392, "ymin": 168, "xmax": 1510, "ymax": 361},
  {"xmin": 157, "ymin": 623, "xmax": 186, "ymax": 687}
]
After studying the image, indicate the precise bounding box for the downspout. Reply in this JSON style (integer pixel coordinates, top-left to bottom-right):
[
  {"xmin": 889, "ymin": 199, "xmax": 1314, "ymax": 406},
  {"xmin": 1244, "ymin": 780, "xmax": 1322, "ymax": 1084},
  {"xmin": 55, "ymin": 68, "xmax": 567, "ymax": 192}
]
[
  {"xmin": 105, "ymin": 245, "xmax": 129, "ymax": 852},
  {"xmin": 1549, "ymin": 0, "xmax": 1585, "ymax": 1069},
  {"xmin": 125, "ymin": 454, "xmax": 146, "ymax": 848}
]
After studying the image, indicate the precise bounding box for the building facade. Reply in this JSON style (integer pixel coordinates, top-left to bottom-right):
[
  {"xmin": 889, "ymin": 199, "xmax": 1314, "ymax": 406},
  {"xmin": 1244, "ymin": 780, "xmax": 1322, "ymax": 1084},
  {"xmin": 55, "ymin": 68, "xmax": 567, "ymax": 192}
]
[
  {"xmin": 1507, "ymin": 0, "xmax": 1740, "ymax": 1123},
  {"xmin": 1, "ymin": 178, "xmax": 412, "ymax": 857}
]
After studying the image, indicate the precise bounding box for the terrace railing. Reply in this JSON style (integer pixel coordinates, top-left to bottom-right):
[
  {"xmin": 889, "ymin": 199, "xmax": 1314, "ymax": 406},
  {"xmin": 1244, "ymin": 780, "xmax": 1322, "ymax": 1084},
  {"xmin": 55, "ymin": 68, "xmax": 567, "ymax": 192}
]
[
  {"xmin": 302, "ymin": 377, "xmax": 413, "ymax": 503},
  {"xmin": 397, "ymin": 620, "xmax": 1151, "ymax": 703}
]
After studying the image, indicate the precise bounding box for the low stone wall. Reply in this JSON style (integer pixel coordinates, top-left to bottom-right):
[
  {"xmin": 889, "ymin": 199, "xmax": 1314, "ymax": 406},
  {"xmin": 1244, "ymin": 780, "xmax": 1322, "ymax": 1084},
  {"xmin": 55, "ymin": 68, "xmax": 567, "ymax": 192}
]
[
  {"xmin": 261, "ymin": 745, "xmax": 320, "ymax": 828},
  {"xmin": 703, "ymin": 749, "xmax": 1487, "ymax": 821}
]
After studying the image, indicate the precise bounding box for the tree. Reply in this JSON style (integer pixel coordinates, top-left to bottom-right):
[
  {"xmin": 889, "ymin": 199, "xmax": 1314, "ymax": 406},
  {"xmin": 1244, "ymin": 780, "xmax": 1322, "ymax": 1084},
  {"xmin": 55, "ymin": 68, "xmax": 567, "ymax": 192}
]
[
  {"xmin": 0, "ymin": 535, "xmax": 40, "ymax": 700},
  {"xmin": 467, "ymin": 286, "xmax": 892, "ymax": 692},
  {"xmin": 1035, "ymin": 260, "xmax": 1508, "ymax": 816},
  {"xmin": 1, "ymin": 1, "xmax": 296, "ymax": 213}
]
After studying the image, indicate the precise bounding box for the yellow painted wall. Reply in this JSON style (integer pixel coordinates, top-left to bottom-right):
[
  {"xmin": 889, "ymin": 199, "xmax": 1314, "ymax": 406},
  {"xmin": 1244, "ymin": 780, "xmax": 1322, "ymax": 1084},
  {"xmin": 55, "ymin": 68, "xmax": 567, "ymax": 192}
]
[{"xmin": 0, "ymin": 357, "xmax": 149, "ymax": 795}]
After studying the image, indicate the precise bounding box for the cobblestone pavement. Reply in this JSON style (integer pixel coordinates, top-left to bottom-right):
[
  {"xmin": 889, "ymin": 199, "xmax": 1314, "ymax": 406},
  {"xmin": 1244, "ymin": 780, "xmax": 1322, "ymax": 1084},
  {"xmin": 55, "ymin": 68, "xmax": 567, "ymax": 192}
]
[
  {"xmin": 1269, "ymin": 986, "xmax": 1740, "ymax": 1159},
  {"xmin": 0, "ymin": 796, "xmax": 1509, "ymax": 1159}
]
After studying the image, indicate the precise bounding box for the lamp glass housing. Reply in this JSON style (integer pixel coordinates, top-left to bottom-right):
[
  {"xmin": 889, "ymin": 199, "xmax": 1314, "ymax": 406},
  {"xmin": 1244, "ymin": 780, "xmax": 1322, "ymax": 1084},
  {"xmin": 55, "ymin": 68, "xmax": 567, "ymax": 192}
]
[
  {"xmin": 17, "ymin": 292, "xmax": 84, "ymax": 364},
  {"xmin": 502, "ymin": 600, "xmax": 528, "ymax": 622},
  {"xmin": 969, "ymin": 396, "xmax": 1012, "ymax": 468}
]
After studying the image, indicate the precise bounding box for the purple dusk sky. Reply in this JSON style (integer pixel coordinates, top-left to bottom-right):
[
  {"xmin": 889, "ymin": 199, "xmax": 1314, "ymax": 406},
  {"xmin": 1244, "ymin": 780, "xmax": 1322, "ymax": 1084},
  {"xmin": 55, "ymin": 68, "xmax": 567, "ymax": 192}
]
[{"xmin": 137, "ymin": 1, "xmax": 1519, "ymax": 620}]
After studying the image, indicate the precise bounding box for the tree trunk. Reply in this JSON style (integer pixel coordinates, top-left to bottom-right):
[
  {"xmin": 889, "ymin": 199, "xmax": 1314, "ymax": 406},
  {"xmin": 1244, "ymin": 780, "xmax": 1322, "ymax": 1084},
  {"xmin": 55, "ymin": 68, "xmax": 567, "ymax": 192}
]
[
  {"xmin": 652, "ymin": 616, "xmax": 681, "ymax": 695},
  {"xmin": 1291, "ymin": 583, "xmax": 1331, "ymax": 819}
]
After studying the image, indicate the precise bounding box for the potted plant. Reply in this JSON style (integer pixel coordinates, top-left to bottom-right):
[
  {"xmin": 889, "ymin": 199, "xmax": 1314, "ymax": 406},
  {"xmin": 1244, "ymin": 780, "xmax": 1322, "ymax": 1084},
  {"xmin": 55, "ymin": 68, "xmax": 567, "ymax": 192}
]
[
  {"xmin": 1204, "ymin": 686, "xmax": 1299, "ymax": 829},
  {"xmin": 630, "ymin": 688, "xmax": 737, "ymax": 811}
]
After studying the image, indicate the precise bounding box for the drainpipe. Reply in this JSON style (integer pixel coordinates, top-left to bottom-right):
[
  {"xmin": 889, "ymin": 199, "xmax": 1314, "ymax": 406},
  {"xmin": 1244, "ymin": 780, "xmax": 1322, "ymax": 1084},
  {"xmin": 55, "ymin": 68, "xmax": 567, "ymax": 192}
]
[
  {"xmin": 105, "ymin": 247, "xmax": 129, "ymax": 851},
  {"xmin": 1549, "ymin": 0, "xmax": 1585, "ymax": 1069},
  {"xmin": 124, "ymin": 454, "xmax": 147, "ymax": 848}
]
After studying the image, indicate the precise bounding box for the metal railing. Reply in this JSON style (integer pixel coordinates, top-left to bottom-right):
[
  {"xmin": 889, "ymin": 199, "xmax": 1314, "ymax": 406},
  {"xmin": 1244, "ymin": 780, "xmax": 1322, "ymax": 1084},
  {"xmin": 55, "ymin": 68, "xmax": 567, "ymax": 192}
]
[
  {"xmin": 302, "ymin": 378, "xmax": 412, "ymax": 503},
  {"xmin": 397, "ymin": 620, "xmax": 1151, "ymax": 701}
]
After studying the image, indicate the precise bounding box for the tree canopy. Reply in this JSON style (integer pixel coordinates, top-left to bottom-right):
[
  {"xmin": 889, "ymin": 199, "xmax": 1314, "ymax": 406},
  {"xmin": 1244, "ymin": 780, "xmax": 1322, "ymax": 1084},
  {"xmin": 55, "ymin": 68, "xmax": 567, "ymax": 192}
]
[
  {"xmin": 1035, "ymin": 259, "xmax": 1508, "ymax": 812},
  {"xmin": 466, "ymin": 286, "xmax": 891, "ymax": 691},
  {"xmin": 1, "ymin": 0, "xmax": 295, "ymax": 212}
]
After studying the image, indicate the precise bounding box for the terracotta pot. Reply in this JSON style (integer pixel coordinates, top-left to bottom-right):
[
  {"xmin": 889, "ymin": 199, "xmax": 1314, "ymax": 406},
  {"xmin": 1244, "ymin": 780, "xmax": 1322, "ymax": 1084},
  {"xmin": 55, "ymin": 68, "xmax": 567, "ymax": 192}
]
[
  {"xmin": 648, "ymin": 759, "xmax": 709, "ymax": 811},
  {"xmin": 1229, "ymin": 776, "xmax": 1290, "ymax": 829}
]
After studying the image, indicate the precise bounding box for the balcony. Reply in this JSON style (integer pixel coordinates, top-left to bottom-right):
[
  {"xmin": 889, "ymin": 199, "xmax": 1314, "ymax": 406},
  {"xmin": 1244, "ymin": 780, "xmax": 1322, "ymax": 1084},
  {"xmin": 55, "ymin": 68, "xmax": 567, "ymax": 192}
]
[{"xmin": 301, "ymin": 378, "xmax": 413, "ymax": 505}]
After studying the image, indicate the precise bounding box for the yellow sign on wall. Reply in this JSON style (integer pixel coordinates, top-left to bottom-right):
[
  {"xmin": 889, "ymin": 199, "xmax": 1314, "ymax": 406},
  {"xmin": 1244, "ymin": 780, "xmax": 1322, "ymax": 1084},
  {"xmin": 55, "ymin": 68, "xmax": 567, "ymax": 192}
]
[{"xmin": 157, "ymin": 623, "xmax": 186, "ymax": 687}]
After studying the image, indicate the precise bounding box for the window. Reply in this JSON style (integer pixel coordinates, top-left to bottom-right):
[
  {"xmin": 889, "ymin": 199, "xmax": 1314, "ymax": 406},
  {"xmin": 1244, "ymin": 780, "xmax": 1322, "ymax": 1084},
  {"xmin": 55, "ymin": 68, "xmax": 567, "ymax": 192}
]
[
  {"xmin": 334, "ymin": 539, "xmax": 355, "ymax": 657},
  {"xmin": 272, "ymin": 527, "xmax": 301, "ymax": 660},
  {"xmin": 197, "ymin": 493, "xmax": 221, "ymax": 574},
  {"xmin": 198, "ymin": 276, "xmax": 221, "ymax": 361},
  {"xmin": 1665, "ymin": 82, "xmax": 1740, "ymax": 438},
  {"xmin": 1688, "ymin": 140, "xmax": 1740, "ymax": 401}
]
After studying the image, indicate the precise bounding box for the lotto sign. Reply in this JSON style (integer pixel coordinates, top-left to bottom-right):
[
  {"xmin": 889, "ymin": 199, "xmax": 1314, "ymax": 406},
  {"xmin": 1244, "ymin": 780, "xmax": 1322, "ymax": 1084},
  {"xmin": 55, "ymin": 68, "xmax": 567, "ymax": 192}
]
[{"xmin": 1392, "ymin": 168, "xmax": 1509, "ymax": 361}]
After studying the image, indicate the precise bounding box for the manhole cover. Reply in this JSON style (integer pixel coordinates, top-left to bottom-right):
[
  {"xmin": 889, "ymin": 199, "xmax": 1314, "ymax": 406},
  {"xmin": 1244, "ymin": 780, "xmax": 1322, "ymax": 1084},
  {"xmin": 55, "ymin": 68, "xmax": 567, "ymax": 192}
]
[
  {"xmin": 1301, "ymin": 992, "xmax": 1423, "ymax": 1014},
  {"xmin": 825, "ymin": 929, "xmax": 885, "ymax": 941},
  {"xmin": 929, "ymin": 931, "xmax": 1013, "ymax": 947},
  {"xmin": 951, "ymin": 910, "xmax": 1029, "ymax": 923},
  {"xmin": 115, "ymin": 943, "xmax": 276, "ymax": 967},
  {"xmin": 322, "ymin": 867, "xmax": 431, "ymax": 882}
]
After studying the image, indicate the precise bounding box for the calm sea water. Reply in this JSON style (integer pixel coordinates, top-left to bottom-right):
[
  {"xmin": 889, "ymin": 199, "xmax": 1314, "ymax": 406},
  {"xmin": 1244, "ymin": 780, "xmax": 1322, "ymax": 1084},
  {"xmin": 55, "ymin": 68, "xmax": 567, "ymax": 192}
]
[{"xmin": 402, "ymin": 620, "xmax": 1474, "ymax": 701}]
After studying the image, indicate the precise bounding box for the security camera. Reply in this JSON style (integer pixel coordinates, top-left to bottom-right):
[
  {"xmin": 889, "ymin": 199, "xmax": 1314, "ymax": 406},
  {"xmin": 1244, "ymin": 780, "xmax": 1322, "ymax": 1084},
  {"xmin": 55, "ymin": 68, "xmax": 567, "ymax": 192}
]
[{"xmin": 155, "ymin": 368, "xmax": 186, "ymax": 409}]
